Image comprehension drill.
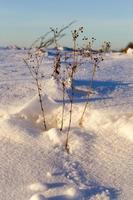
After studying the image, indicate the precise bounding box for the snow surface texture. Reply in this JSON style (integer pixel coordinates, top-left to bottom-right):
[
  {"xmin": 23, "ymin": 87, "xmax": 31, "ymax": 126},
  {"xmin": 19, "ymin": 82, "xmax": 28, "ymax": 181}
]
[{"xmin": 0, "ymin": 50, "xmax": 133, "ymax": 200}]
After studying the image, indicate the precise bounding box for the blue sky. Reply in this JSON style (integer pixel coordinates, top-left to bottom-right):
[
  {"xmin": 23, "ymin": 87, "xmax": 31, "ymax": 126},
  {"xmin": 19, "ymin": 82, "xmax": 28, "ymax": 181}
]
[{"xmin": 0, "ymin": 0, "xmax": 133, "ymax": 49}]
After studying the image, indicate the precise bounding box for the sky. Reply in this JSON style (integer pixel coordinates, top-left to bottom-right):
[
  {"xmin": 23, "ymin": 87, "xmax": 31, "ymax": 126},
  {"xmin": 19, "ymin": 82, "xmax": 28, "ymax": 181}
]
[{"xmin": 0, "ymin": 0, "xmax": 133, "ymax": 49}]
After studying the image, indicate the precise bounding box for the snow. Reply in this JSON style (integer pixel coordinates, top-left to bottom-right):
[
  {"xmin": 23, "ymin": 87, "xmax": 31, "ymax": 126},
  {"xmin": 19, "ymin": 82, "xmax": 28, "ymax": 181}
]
[
  {"xmin": 89, "ymin": 191, "xmax": 110, "ymax": 200},
  {"xmin": 19, "ymin": 93, "xmax": 59, "ymax": 129},
  {"xmin": 127, "ymin": 48, "xmax": 133, "ymax": 55},
  {"xmin": 64, "ymin": 186, "xmax": 79, "ymax": 198},
  {"xmin": 28, "ymin": 182, "xmax": 48, "ymax": 192},
  {"xmin": 46, "ymin": 128, "xmax": 62, "ymax": 145},
  {"xmin": 29, "ymin": 194, "xmax": 46, "ymax": 200},
  {"xmin": 0, "ymin": 49, "xmax": 133, "ymax": 200}
]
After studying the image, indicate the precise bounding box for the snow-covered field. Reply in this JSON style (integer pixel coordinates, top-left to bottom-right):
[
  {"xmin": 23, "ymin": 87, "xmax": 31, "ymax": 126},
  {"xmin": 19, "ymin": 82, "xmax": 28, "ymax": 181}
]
[{"xmin": 0, "ymin": 49, "xmax": 133, "ymax": 200}]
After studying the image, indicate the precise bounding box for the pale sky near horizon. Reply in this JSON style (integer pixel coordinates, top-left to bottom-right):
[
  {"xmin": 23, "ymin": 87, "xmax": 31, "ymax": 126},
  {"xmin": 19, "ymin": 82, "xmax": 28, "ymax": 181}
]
[{"xmin": 0, "ymin": 0, "xmax": 133, "ymax": 49}]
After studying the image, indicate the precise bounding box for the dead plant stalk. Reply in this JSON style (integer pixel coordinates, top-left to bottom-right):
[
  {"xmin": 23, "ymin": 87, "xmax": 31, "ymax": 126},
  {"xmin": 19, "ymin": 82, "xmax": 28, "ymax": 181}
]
[
  {"xmin": 23, "ymin": 52, "xmax": 47, "ymax": 130},
  {"xmin": 65, "ymin": 27, "xmax": 83, "ymax": 152}
]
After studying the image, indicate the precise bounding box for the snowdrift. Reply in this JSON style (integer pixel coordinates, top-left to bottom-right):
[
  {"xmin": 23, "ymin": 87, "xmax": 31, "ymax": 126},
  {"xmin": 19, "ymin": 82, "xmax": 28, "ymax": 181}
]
[
  {"xmin": 0, "ymin": 50, "xmax": 133, "ymax": 200},
  {"xmin": 19, "ymin": 93, "xmax": 59, "ymax": 129}
]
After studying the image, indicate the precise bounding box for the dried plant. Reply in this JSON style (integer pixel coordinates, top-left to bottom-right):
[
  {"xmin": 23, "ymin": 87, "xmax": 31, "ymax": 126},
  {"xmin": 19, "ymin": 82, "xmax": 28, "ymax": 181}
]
[
  {"xmin": 101, "ymin": 41, "xmax": 111, "ymax": 53},
  {"xmin": 65, "ymin": 27, "xmax": 83, "ymax": 153},
  {"xmin": 51, "ymin": 27, "xmax": 66, "ymax": 132},
  {"xmin": 24, "ymin": 23, "xmax": 74, "ymax": 131},
  {"xmin": 79, "ymin": 38, "xmax": 104, "ymax": 126},
  {"xmin": 50, "ymin": 22, "xmax": 75, "ymax": 80},
  {"xmin": 23, "ymin": 23, "xmax": 110, "ymax": 155},
  {"xmin": 50, "ymin": 24, "xmax": 76, "ymax": 133},
  {"xmin": 24, "ymin": 48, "xmax": 47, "ymax": 130},
  {"xmin": 59, "ymin": 53, "xmax": 69, "ymax": 132},
  {"xmin": 50, "ymin": 27, "xmax": 61, "ymax": 80}
]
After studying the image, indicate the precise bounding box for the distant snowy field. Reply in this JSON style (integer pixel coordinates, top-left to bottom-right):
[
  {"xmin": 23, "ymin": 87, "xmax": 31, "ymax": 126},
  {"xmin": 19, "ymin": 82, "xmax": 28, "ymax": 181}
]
[{"xmin": 0, "ymin": 49, "xmax": 133, "ymax": 200}]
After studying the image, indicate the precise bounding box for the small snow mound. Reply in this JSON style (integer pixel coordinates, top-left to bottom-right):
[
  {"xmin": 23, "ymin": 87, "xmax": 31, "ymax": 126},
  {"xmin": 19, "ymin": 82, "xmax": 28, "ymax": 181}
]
[
  {"xmin": 44, "ymin": 78, "xmax": 62, "ymax": 99},
  {"xmin": 46, "ymin": 128, "xmax": 62, "ymax": 145},
  {"xmin": 89, "ymin": 191, "xmax": 110, "ymax": 200},
  {"xmin": 127, "ymin": 48, "xmax": 133, "ymax": 55},
  {"xmin": 64, "ymin": 186, "xmax": 80, "ymax": 198},
  {"xmin": 67, "ymin": 131, "xmax": 84, "ymax": 153},
  {"xmin": 66, "ymin": 187, "xmax": 76, "ymax": 196},
  {"xmin": 19, "ymin": 94, "xmax": 58, "ymax": 121},
  {"xmin": 116, "ymin": 114, "xmax": 133, "ymax": 142},
  {"xmin": 46, "ymin": 172, "xmax": 52, "ymax": 177},
  {"xmin": 0, "ymin": 116, "xmax": 37, "ymax": 144},
  {"xmin": 29, "ymin": 194, "xmax": 46, "ymax": 200},
  {"xmin": 29, "ymin": 182, "xmax": 48, "ymax": 192}
]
